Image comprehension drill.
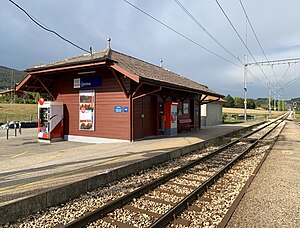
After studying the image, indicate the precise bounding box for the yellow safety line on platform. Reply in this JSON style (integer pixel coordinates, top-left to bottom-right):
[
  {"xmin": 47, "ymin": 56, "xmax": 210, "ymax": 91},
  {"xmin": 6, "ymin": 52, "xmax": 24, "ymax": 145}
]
[
  {"xmin": 0, "ymin": 152, "xmax": 142, "ymax": 195},
  {"xmin": 10, "ymin": 151, "xmax": 29, "ymax": 159},
  {"xmin": 48, "ymin": 153, "xmax": 63, "ymax": 160}
]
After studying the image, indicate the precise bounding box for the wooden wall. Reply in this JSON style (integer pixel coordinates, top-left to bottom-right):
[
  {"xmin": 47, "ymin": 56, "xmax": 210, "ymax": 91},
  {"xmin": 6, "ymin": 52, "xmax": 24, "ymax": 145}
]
[{"xmin": 53, "ymin": 67, "xmax": 131, "ymax": 140}]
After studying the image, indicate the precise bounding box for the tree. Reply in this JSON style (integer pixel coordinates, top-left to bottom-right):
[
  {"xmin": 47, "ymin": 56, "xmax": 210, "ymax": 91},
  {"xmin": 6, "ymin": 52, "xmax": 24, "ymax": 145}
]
[
  {"xmin": 247, "ymin": 98, "xmax": 256, "ymax": 109},
  {"xmin": 234, "ymin": 97, "xmax": 244, "ymax": 108},
  {"xmin": 224, "ymin": 94, "xmax": 234, "ymax": 108}
]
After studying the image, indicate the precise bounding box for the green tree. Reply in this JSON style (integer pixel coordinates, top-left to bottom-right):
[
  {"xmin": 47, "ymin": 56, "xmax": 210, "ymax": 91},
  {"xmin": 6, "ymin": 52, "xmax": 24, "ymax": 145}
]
[
  {"xmin": 247, "ymin": 99, "xmax": 256, "ymax": 109},
  {"xmin": 224, "ymin": 94, "xmax": 234, "ymax": 108},
  {"xmin": 234, "ymin": 97, "xmax": 244, "ymax": 108}
]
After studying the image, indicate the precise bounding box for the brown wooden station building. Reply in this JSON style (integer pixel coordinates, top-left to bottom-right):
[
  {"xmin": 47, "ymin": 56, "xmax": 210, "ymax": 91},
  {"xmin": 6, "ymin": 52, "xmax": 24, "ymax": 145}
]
[{"xmin": 16, "ymin": 44, "xmax": 224, "ymax": 143}]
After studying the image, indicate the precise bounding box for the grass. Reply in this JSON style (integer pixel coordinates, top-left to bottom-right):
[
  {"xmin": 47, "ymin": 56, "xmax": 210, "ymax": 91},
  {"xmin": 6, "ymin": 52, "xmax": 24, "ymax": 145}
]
[
  {"xmin": 0, "ymin": 103, "xmax": 37, "ymax": 123},
  {"xmin": 223, "ymin": 107, "xmax": 285, "ymax": 124},
  {"xmin": 295, "ymin": 110, "xmax": 300, "ymax": 121}
]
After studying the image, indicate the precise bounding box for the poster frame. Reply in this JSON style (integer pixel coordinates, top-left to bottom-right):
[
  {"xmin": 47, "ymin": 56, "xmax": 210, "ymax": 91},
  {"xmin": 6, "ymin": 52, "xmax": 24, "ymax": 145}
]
[{"xmin": 79, "ymin": 90, "xmax": 95, "ymax": 131}]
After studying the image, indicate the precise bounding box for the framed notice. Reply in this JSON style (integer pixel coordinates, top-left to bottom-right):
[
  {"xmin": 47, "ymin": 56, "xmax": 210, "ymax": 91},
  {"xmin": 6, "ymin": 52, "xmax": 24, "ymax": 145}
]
[
  {"xmin": 183, "ymin": 103, "xmax": 189, "ymax": 114},
  {"xmin": 79, "ymin": 90, "xmax": 95, "ymax": 131}
]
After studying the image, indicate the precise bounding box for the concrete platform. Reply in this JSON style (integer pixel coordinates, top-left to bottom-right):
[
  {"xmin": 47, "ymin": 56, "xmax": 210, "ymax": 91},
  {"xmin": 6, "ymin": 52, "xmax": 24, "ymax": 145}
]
[
  {"xmin": 0, "ymin": 121, "xmax": 262, "ymax": 224},
  {"xmin": 227, "ymin": 121, "xmax": 300, "ymax": 227}
]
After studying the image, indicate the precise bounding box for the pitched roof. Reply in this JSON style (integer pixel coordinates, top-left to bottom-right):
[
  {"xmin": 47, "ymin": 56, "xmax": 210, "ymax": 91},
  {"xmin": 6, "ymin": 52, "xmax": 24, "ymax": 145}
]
[{"xmin": 26, "ymin": 48, "xmax": 223, "ymax": 97}]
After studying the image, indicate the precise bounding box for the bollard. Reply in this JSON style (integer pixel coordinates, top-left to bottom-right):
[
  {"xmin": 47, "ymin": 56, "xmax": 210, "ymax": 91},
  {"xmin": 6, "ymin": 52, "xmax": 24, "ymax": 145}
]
[
  {"xmin": 14, "ymin": 121, "xmax": 17, "ymax": 137},
  {"xmin": 6, "ymin": 121, "xmax": 9, "ymax": 140},
  {"xmin": 19, "ymin": 121, "xmax": 22, "ymax": 135}
]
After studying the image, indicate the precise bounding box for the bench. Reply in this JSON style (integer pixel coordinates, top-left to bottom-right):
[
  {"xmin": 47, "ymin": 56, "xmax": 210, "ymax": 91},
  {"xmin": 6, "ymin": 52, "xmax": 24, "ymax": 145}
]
[{"xmin": 178, "ymin": 119, "xmax": 196, "ymax": 132}]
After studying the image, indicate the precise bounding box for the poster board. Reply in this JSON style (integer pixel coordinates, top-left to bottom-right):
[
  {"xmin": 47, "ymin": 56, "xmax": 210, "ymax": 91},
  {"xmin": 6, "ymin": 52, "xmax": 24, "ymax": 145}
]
[{"xmin": 79, "ymin": 90, "xmax": 95, "ymax": 131}]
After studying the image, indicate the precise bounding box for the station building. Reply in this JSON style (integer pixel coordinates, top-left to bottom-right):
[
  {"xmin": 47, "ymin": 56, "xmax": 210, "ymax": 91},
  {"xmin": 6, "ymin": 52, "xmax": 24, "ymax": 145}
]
[
  {"xmin": 201, "ymin": 96, "xmax": 226, "ymax": 127},
  {"xmin": 16, "ymin": 45, "xmax": 224, "ymax": 143}
]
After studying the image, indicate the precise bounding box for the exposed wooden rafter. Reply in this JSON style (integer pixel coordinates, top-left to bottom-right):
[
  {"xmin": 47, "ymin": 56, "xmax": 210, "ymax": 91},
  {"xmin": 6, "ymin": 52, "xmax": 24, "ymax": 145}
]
[
  {"xmin": 35, "ymin": 76, "xmax": 55, "ymax": 99},
  {"xmin": 132, "ymin": 83, "xmax": 143, "ymax": 97},
  {"xmin": 201, "ymin": 97, "xmax": 221, "ymax": 105},
  {"xmin": 133, "ymin": 86, "xmax": 162, "ymax": 100},
  {"xmin": 110, "ymin": 68, "xmax": 129, "ymax": 98}
]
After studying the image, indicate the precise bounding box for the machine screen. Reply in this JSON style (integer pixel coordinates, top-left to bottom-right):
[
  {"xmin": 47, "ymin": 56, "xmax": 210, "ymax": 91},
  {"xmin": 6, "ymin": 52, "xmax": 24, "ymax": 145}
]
[{"xmin": 39, "ymin": 108, "xmax": 48, "ymax": 128}]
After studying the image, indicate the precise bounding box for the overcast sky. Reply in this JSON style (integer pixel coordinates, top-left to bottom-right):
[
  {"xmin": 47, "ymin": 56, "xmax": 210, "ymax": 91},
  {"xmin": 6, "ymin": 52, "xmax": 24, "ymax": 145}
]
[{"xmin": 1, "ymin": 0, "xmax": 300, "ymax": 99}]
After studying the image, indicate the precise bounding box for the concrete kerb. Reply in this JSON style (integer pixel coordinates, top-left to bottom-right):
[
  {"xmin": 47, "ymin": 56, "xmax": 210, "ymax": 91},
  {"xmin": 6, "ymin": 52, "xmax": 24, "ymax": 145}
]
[
  {"xmin": 0, "ymin": 193, "xmax": 47, "ymax": 224},
  {"xmin": 0, "ymin": 122, "xmax": 263, "ymax": 225}
]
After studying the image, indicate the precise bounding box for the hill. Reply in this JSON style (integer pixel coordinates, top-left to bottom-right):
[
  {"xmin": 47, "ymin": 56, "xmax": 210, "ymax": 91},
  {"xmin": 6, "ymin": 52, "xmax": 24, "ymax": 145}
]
[{"xmin": 0, "ymin": 66, "xmax": 26, "ymax": 90}]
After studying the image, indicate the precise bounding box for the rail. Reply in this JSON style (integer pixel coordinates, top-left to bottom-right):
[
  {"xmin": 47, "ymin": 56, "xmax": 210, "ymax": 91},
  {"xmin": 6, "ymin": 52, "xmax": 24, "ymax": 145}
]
[{"xmin": 63, "ymin": 112, "xmax": 289, "ymax": 227}]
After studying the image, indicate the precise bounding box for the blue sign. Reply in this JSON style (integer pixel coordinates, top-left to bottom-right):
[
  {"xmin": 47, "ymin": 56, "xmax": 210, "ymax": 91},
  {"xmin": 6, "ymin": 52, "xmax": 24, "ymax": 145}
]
[
  {"xmin": 124, "ymin": 107, "xmax": 128, "ymax": 112},
  {"xmin": 74, "ymin": 77, "xmax": 102, "ymax": 88},
  {"xmin": 114, "ymin": 106, "xmax": 123, "ymax": 113}
]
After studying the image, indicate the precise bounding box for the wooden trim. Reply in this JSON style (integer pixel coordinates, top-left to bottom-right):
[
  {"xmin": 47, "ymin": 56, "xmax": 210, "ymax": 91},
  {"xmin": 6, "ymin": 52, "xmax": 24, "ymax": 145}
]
[
  {"xmin": 132, "ymin": 83, "xmax": 143, "ymax": 97},
  {"xmin": 201, "ymin": 97, "xmax": 221, "ymax": 105},
  {"xmin": 35, "ymin": 77, "xmax": 55, "ymax": 99},
  {"xmin": 16, "ymin": 74, "xmax": 32, "ymax": 91},
  {"xmin": 130, "ymin": 94, "xmax": 133, "ymax": 142},
  {"xmin": 111, "ymin": 64, "xmax": 140, "ymax": 83},
  {"xmin": 110, "ymin": 68, "xmax": 129, "ymax": 98},
  {"xmin": 28, "ymin": 61, "xmax": 107, "ymax": 75},
  {"xmin": 200, "ymin": 94, "xmax": 208, "ymax": 103},
  {"xmin": 132, "ymin": 86, "xmax": 162, "ymax": 100}
]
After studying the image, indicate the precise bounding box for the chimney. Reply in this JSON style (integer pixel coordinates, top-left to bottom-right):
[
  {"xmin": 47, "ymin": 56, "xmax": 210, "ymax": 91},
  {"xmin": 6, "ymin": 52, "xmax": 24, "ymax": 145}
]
[
  {"xmin": 107, "ymin": 37, "xmax": 111, "ymax": 49},
  {"xmin": 160, "ymin": 58, "xmax": 163, "ymax": 68}
]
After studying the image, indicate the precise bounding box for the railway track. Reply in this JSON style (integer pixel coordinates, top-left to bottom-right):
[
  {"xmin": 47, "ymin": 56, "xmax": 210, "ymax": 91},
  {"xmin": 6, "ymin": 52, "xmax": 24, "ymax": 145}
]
[{"xmin": 61, "ymin": 113, "xmax": 288, "ymax": 228}]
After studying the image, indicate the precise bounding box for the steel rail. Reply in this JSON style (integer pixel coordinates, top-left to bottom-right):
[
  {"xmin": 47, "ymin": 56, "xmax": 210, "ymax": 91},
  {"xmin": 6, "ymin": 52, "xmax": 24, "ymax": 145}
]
[
  {"xmin": 150, "ymin": 114, "xmax": 288, "ymax": 227},
  {"xmin": 63, "ymin": 113, "xmax": 288, "ymax": 227}
]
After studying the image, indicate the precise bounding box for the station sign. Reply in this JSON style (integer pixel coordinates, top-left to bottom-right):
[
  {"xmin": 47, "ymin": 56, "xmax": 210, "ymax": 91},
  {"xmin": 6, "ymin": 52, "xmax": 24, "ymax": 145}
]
[
  {"xmin": 114, "ymin": 106, "xmax": 123, "ymax": 113},
  {"xmin": 74, "ymin": 77, "xmax": 102, "ymax": 88}
]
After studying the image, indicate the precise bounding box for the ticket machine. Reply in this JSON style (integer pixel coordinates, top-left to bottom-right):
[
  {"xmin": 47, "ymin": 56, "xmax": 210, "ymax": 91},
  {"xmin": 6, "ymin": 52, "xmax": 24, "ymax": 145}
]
[
  {"xmin": 163, "ymin": 101, "xmax": 178, "ymax": 135},
  {"xmin": 38, "ymin": 99, "xmax": 64, "ymax": 142}
]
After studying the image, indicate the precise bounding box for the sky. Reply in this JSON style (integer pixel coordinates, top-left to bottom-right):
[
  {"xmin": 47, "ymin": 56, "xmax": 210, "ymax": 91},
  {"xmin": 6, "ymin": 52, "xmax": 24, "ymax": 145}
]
[{"xmin": 1, "ymin": 0, "xmax": 300, "ymax": 99}]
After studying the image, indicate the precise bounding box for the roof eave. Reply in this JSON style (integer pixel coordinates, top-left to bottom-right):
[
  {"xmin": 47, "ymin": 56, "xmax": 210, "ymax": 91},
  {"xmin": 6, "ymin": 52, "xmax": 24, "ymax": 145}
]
[
  {"xmin": 140, "ymin": 77, "xmax": 223, "ymax": 98},
  {"xmin": 26, "ymin": 57, "xmax": 115, "ymax": 73}
]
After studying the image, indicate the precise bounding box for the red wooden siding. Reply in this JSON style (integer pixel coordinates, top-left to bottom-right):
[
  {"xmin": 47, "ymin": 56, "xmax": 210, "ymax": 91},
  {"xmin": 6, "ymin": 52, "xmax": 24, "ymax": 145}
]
[{"xmin": 54, "ymin": 67, "xmax": 131, "ymax": 140}]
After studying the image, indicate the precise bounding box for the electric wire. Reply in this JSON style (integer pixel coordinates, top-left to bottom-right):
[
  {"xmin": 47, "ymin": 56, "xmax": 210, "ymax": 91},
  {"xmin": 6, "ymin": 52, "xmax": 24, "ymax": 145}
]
[
  {"xmin": 214, "ymin": 0, "xmax": 273, "ymax": 88},
  {"xmin": 278, "ymin": 63, "xmax": 291, "ymax": 84},
  {"xmin": 174, "ymin": 0, "xmax": 242, "ymax": 65},
  {"xmin": 122, "ymin": 0, "xmax": 241, "ymax": 67},
  {"xmin": 247, "ymin": 68, "xmax": 269, "ymax": 90},
  {"xmin": 238, "ymin": 0, "xmax": 269, "ymax": 62},
  {"xmin": 8, "ymin": 0, "xmax": 91, "ymax": 54},
  {"xmin": 271, "ymin": 65, "xmax": 279, "ymax": 85}
]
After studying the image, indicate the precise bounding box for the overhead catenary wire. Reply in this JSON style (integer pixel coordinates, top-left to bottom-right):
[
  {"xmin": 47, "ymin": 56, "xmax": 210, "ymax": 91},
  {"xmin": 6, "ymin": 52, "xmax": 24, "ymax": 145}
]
[
  {"xmin": 174, "ymin": 0, "xmax": 242, "ymax": 65},
  {"xmin": 278, "ymin": 63, "xmax": 291, "ymax": 83},
  {"xmin": 214, "ymin": 0, "xmax": 273, "ymax": 88},
  {"xmin": 173, "ymin": 0, "xmax": 271, "ymax": 95},
  {"xmin": 8, "ymin": 0, "xmax": 91, "ymax": 54},
  {"xmin": 238, "ymin": 0, "xmax": 269, "ymax": 63},
  {"xmin": 122, "ymin": 0, "xmax": 241, "ymax": 67},
  {"xmin": 246, "ymin": 68, "xmax": 269, "ymax": 90}
]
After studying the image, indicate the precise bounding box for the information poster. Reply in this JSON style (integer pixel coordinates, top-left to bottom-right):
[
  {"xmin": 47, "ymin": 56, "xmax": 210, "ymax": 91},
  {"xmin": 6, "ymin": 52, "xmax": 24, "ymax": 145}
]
[
  {"xmin": 171, "ymin": 104, "xmax": 177, "ymax": 129},
  {"xmin": 183, "ymin": 103, "xmax": 189, "ymax": 114},
  {"xmin": 79, "ymin": 90, "xmax": 95, "ymax": 131}
]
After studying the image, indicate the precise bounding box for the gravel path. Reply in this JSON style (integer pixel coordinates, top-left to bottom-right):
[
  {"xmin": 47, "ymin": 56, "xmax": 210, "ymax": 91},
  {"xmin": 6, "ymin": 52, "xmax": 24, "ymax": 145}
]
[{"xmin": 227, "ymin": 121, "xmax": 300, "ymax": 228}]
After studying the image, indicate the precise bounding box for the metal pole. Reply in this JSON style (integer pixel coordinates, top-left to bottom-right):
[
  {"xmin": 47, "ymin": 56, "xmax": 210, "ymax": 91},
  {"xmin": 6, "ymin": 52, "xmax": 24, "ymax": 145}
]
[
  {"xmin": 6, "ymin": 121, "xmax": 9, "ymax": 140},
  {"xmin": 14, "ymin": 121, "xmax": 17, "ymax": 137},
  {"xmin": 273, "ymin": 92, "xmax": 276, "ymax": 111},
  {"xmin": 244, "ymin": 55, "xmax": 248, "ymax": 122},
  {"xmin": 268, "ymin": 83, "xmax": 271, "ymax": 117},
  {"xmin": 19, "ymin": 121, "xmax": 22, "ymax": 135}
]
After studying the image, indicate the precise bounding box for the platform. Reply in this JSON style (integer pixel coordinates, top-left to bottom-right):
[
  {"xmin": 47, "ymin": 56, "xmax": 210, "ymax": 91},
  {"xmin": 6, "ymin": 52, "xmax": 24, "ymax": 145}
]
[
  {"xmin": 0, "ymin": 121, "xmax": 262, "ymax": 224},
  {"xmin": 227, "ymin": 121, "xmax": 300, "ymax": 227}
]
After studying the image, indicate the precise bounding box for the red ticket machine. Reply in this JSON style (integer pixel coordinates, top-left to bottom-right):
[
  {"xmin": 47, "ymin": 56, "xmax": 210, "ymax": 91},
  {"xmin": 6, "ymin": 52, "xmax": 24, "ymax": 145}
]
[
  {"xmin": 164, "ymin": 101, "xmax": 178, "ymax": 135},
  {"xmin": 38, "ymin": 99, "xmax": 64, "ymax": 142}
]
